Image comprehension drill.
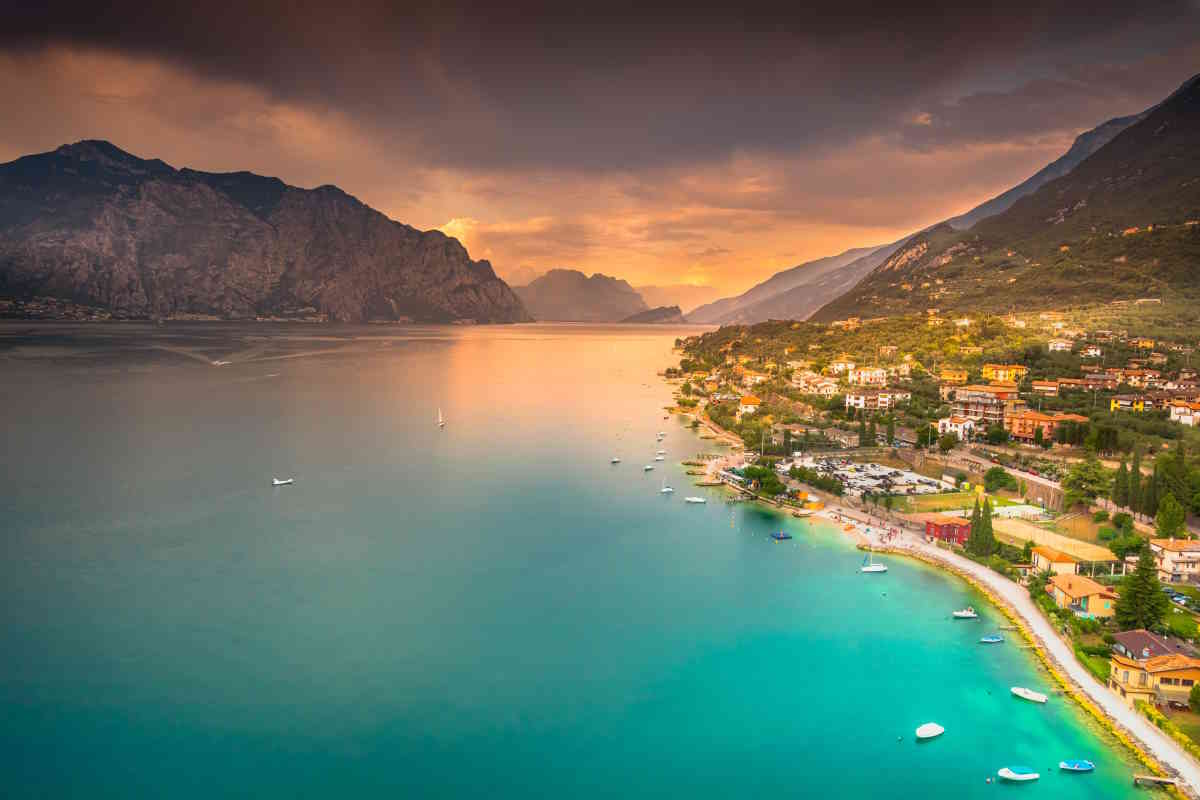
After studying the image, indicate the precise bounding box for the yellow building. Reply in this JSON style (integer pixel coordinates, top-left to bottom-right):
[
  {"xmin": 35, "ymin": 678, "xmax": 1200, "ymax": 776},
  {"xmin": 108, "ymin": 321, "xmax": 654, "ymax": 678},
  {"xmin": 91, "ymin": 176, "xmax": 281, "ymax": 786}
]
[
  {"xmin": 1031, "ymin": 546, "xmax": 1077, "ymax": 575},
  {"xmin": 939, "ymin": 368, "xmax": 968, "ymax": 384},
  {"xmin": 1110, "ymin": 395, "xmax": 1146, "ymax": 413},
  {"xmin": 981, "ymin": 363, "xmax": 1029, "ymax": 382},
  {"xmin": 1048, "ymin": 574, "xmax": 1117, "ymax": 619},
  {"xmin": 1109, "ymin": 653, "xmax": 1200, "ymax": 707}
]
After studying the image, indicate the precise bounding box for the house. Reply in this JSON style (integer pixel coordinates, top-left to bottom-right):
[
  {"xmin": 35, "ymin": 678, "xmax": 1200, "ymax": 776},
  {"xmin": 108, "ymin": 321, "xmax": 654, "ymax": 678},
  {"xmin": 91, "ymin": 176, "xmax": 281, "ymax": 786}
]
[
  {"xmin": 742, "ymin": 369, "xmax": 769, "ymax": 387},
  {"xmin": 1081, "ymin": 345, "xmax": 1103, "ymax": 358},
  {"xmin": 951, "ymin": 383, "xmax": 1027, "ymax": 427},
  {"xmin": 982, "ymin": 363, "xmax": 1029, "ymax": 382},
  {"xmin": 1169, "ymin": 400, "xmax": 1200, "ymax": 427},
  {"xmin": 1109, "ymin": 652, "xmax": 1200, "ymax": 708},
  {"xmin": 1004, "ymin": 410, "xmax": 1090, "ymax": 444},
  {"xmin": 844, "ymin": 389, "xmax": 912, "ymax": 413},
  {"xmin": 737, "ymin": 394, "xmax": 762, "ymax": 417},
  {"xmin": 925, "ymin": 514, "xmax": 971, "ymax": 546},
  {"xmin": 1031, "ymin": 545, "xmax": 1077, "ymax": 575},
  {"xmin": 1110, "ymin": 395, "xmax": 1146, "ymax": 413},
  {"xmin": 888, "ymin": 362, "xmax": 912, "ymax": 379},
  {"xmin": 1111, "ymin": 629, "xmax": 1195, "ymax": 662},
  {"xmin": 936, "ymin": 415, "xmax": 976, "ymax": 441},
  {"xmin": 1048, "ymin": 574, "xmax": 1117, "ymax": 619},
  {"xmin": 829, "ymin": 355, "xmax": 857, "ymax": 374},
  {"xmin": 827, "ymin": 428, "xmax": 860, "ymax": 448},
  {"xmin": 1031, "ymin": 380, "xmax": 1060, "ymax": 397},
  {"xmin": 1048, "ymin": 339, "xmax": 1072, "ymax": 353},
  {"xmin": 848, "ymin": 366, "xmax": 888, "ymax": 386},
  {"xmin": 1148, "ymin": 538, "xmax": 1200, "ymax": 584},
  {"xmin": 879, "ymin": 345, "xmax": 898, "ymax": 359},
  {"xmin": 940, "ymin": 368, "xmax": 968, "ymax": 384}
]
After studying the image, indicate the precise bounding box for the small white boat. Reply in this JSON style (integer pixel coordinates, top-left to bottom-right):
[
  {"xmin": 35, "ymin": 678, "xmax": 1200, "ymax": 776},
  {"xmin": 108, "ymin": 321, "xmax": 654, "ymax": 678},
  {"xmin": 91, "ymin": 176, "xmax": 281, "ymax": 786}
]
[
  {"xmin": 980, "ymin": 634, "xmax": 1004, "ymax": 644},
  {"xmin": 860, "ymin": 548, "xmax": 887, "ymax": 573},
  {"xmin": 657, "ymin": 431, "xmax": 665, "ymax": 437},
  {"xmin": 915, "ymin": 722, "xmax": 944, "ymax": 740},
  {"xmin": 660, "ymin": 479, "xmax": 674, "ymax": 494},
  {"xmin": 611, "ymin": 457, "xmax": 621, "ymax": 464},
  {"xmin": 997, "ymin": 767, "xmax": 1040, "ymax": 782},
  {"xmin": 656, "ymin": 449, "xmax": 666, "ymax": 455},
  {"xmin": 791, "ymin": 509, "xmax": 813, "ymax": 518},
  {"xmin": 654, "ymin": 455, "xmax": 665, "ymax": 461},
  {"xmin": 1059, "ymin": 759, "xmax": 1095, "ymax": 773},
  {"xmin": 952, "ymin": 607, "xmax": 978, "ymax": 619},
  {"xmin": 644, "ymin": 465, "xmax": 655, "ymax": 471},
  {"xmin": 1011, "ymin": 686, "xmax": 1048, "ymax": 704},
  {"xmin": 272, "ymin": 477, "xmax": 294, "ymax": 486},
  {"xmin": 684, "ymin": 497, "xmax": 706, "ymax": 504},
  {"xmin": 437, "ymin": 407, "xmax": 446, "ymax": 428}
]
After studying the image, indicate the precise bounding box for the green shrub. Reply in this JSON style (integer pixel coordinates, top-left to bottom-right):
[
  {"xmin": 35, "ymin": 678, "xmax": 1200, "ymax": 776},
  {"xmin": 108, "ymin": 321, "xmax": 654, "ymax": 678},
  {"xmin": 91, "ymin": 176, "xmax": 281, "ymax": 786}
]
[
  {"xmin": 1093, "ymin": 510, "xmax": 1110, "ymax": 523},
  {"xmin": 1098, "ymin": 526, "xmax": 1116, "ymax": 541}
]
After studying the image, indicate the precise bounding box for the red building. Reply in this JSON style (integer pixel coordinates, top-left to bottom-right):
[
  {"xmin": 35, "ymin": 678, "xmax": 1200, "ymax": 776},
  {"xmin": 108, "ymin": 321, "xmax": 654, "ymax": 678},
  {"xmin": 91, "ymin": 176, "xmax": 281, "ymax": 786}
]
[{"xmin": 926, "ymin": 514, "xmax": 971, "ymax": 546}]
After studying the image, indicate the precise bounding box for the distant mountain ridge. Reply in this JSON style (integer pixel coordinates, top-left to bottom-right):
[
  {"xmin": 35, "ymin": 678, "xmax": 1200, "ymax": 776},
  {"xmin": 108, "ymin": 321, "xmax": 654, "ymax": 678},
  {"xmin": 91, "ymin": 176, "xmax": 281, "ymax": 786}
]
[
  {"xmin": 0, "ymin": 141, "xmax": 530, "ymax": 322},
  {"xmin": 513, "ymin": 268, "xmax": 648, "ymax": 321},
  {"xmin": 812, "ymin": 73, "xmax": 1200, "ymax": 321},
  {"xmin": 634, "ymin": 284, "xmax": 723, "ymax": 315},
  {"xmin": 619, "ymin": 305, "xmax": 685, "ymax": 324}
]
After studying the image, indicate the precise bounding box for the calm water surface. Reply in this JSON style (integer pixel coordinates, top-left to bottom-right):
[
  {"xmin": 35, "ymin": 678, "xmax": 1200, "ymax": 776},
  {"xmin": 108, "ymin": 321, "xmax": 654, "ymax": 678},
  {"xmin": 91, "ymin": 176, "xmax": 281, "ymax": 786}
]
[{"xmin": 0, "ymin": 323, "xmax": 1146, "ymax": 797}]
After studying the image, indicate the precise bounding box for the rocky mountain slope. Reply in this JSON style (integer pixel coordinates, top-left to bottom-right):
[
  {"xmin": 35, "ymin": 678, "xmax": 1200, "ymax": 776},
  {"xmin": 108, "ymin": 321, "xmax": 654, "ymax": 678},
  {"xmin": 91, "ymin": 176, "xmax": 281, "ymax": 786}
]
[
  {"xmin": 513, "ymin": 269, "xmax": 647, "ymax": 321},
  {"xmin": 633, "ymin": 284, "xmax": 722, "ymax": 315},
  {"xmin": 619, "ymin": 305, "xmax": 686, "ymax": 324},
  {"xmin": 812, "ymin": 73, "xmax": 1200, "ymax": 322},
  {"xmin": 0, "ymin": 141, "xmax": 530, "ymax": 322}
]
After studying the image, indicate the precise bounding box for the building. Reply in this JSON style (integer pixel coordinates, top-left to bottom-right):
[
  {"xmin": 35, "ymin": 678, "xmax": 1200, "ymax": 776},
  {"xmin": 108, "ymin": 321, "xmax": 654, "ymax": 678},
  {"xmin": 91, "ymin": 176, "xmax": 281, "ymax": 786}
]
[
  {"xmin": 1148, "ymin": 539, "xmax": 1200, "ymax": 584},
  {"xmin": 742, "ymin": 369, "xmax": 769, "ymax": 387},
  {"xmin": 737, "ymin": 394, "xmax": 762, "ymax": 417},
  {"xmin": 1048, "ymin": 339, "xmax": 1072, "ymax": 352},
  {"xmin": 848, "ymin": 366, "xmax": 887, "ymax": 386},
  {"xmin": 844, "ymin": 389, "xmax": 912, "ymax": 413},
  {"xmin": 936, "ymin": 415, "xmax": 976, "ymax": 441},
  {"xmin": 1048, "ymin": 574, "xmax": 1117, "ymax": 619},
  {"xmin": 925, "ymin": 515, "xmax": 971, "ymax": 546},
  {"xmin": 1004, "ymin": 410, "xmax": 1090, "ymax": 444},
  {"xmin": 829, "ymin": 356, "xmax": 856, "ymax": 374},
  {"xmin": 1111, "ymin": 629, "xmax": 1195, "ymax": 662},
  {"xmin": 1111, "ymin": 395, "xmax": 1146, "ymax": 413},
  {"xmin": 878, "ymin": 345, "xmax": 898, "ymax": 359},
  {"xmin": 1031, "ymin": 380, "xmax": 1060, "ymax": 397},
  {"xmin": 1169, "ymin": 400, "xmax": 1200, "ymax": 427},
  {"xmin": 939, "ymin": 368, "xmax": 968, "ymax": 384},
  {"xmin": 982, "ymin": 363, "xmax": 1029, "ymax": 382},
  {"xmin": 1031, "ymin": 545, "xmax": 1077, "ymax": 575},
  {"xmin": 1081, "ymin": 345, "xmax": 1103, "ymax": 358},
  {"xmin": 1109, "ymin": 652, "xmax": 1200, "ymax": 708},
  {"xmin": 951, "ymin": 383, "xmax": 1027, "ymax": 427}
]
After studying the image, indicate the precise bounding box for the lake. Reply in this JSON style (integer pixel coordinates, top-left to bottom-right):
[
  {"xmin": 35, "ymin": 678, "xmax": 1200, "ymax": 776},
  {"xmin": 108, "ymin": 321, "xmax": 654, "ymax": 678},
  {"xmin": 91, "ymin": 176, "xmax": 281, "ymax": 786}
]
[{"xmin": 0, "ymin": 322, "xmax": 1145, "ymax": 797}]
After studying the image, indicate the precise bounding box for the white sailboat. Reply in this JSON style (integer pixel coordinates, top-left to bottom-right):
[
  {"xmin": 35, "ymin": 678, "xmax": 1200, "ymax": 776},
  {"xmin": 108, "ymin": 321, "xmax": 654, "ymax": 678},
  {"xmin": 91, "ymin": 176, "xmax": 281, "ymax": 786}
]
[
  {"xmin": 660, "ymin": 478, "xmax": 674, "ymax": 494},
  {"xmin": 437, "ymin": 407, "xmax": 446, "ymax": 428},
  {"xmin": 272, "ymin": 477, "xmax": 294, "ymax": 486},
  {"xmin": 860, "ymin": 547, "xmax": 887, "ymax": 573}
]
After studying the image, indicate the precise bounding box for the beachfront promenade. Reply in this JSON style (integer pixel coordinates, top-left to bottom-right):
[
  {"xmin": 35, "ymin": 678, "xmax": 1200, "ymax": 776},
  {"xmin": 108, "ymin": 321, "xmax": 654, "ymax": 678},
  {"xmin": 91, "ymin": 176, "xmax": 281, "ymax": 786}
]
[{"xmin": 843, "ymin": 511, "xmax": 1200, "ymax": 796}]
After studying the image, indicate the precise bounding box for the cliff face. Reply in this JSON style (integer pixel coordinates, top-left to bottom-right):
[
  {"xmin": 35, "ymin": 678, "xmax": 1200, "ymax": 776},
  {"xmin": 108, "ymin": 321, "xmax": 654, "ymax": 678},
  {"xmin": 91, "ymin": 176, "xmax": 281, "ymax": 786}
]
[
  {"xmin": 619, "ymin": 305, "xmax": 685, "ymax": 323},
  {"xmin": 0, "ymin": 141, "xmax": 531, "ymax": 323},
  {"xmin": 513, "ymin": 268, "xmax": 647, "ymax": 321}
]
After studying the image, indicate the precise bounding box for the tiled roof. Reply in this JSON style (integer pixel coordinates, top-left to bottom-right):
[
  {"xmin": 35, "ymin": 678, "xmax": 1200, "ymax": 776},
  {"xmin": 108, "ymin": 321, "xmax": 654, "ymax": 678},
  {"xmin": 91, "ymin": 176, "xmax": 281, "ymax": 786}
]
[
  {"xmin": 1049, "ymin": 573, "xmax": 1114, "ymax": 599},
  {"xmin": 1032, "ymin": 545, "xmax": 1077, "ymax": 563},
  {"xmin": 1150, "ymin": 538, "xmax": 1200, "ymax": 553}
]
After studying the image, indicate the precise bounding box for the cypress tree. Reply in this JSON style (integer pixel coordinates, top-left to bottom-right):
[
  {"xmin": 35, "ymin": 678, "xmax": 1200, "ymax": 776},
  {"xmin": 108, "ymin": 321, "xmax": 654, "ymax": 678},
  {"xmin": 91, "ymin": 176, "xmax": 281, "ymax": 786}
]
[
  {"xmin": 1113, "ymin": 461, "xmax": 1129, "ymax": 508},
  {"xmin": 1143, "ymin": 465, "xmax": 1160, "ymax": 519},
  {"xmin": 886, "ymin": 416, "xmax": 895, "ymax": 444},
  {"xmin": 867, "ymin": 420, "xmax": 877, "ymax": 445},
  {"xmin": 1128, "ymin": 449, "xmax": 1142, "ymax": 514},
  {"xmin": 980, "ymin": 498, "xmax": 996, "ymax": 556},
  {"xmin": 968, "ymin": 498, "xmax": 982, "ymax": 555}
]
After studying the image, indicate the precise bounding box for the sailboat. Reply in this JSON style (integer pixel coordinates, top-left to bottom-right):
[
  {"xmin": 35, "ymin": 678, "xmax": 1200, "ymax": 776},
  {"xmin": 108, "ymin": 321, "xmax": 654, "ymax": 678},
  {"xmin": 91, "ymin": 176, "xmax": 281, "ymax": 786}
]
[
  {"xmin": 437, "ymin": 407, "xmax": 446, "ymax": 428},
  {"xmin": 272, "ymin": 477, "xmax": 294, "ymax": 486},
  {"xmin": 860, "ymin": 547, "xmax": 887, "ymax": 573},
  {"xmin": 660, "ymin": 478, "xmax": 674, "ymax": 494}
]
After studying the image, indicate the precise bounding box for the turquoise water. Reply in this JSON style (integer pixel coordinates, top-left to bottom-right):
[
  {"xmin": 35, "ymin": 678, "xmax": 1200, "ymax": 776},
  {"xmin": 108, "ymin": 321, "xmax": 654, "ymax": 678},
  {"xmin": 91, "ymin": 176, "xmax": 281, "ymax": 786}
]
[{"xmin": 0, "ymin": 323, "xmax": 1144, "ymax": 797}]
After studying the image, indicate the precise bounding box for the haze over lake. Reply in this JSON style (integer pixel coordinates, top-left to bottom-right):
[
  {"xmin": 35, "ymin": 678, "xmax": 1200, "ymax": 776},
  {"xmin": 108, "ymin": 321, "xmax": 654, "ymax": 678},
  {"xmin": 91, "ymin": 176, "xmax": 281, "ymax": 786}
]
[{"xmin": 1, "ymin": 323, "xmax": 1144, "ymax": 797}]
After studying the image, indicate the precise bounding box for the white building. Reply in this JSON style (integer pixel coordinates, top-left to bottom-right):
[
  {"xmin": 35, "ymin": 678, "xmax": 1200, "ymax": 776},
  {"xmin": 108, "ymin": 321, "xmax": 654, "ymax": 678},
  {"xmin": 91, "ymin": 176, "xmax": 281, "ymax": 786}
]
[
  {"xmin": 936, "ymin": 415, "xmax": 976, "ymax": 441},
  {"xmin": 848, "ymin": 366, "xmax": 887, "ymax": 386},
  {"xmin": 829, "ymin": 356, "xmax": 856, "ymax": 374},
  {"xmin": 844, "ymin": 389, "xmax": 912, "ymax": 413},
  {"xmin": 1048, "ymin": 339, "xmax": 1072, "ymax": 353},
  {"xmin": 1169, "ymin": 401, "xmax": 1200, "ymax": 427}
]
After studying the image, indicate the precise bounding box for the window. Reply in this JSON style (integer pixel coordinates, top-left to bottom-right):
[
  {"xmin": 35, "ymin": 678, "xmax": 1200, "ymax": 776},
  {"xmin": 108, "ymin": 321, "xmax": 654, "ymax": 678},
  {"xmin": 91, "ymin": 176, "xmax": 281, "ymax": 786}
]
[
  {"xmin": 1138, "ymin": 672, "xmax": 1148, "ymax": 686},
  {"xmin": 1185, "ymin": 679, "xmax": 1195, "ymax": 687}
]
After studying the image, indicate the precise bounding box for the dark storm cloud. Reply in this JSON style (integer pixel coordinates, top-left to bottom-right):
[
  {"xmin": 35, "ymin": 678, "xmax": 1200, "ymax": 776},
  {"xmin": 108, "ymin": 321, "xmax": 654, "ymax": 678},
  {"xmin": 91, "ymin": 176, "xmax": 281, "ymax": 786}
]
[{"xmin": 5, "ymin": 0, "xmax": 1199, "ymax": 171}]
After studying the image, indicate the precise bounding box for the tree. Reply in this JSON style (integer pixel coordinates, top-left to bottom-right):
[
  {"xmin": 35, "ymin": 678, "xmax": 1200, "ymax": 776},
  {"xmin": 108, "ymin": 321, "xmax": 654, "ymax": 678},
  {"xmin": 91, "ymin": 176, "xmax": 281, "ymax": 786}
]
[
  {"xmin": 1113, "ymin": 460, "xmax": 1129, "ymax": 508},
  {"xmin": 1156, "ymin": 492, "xmax": 1187, "ymax": 539},
  {"xmin": 985, "ymin": 424, "xmax": 1009, "ymax": 445},
  {"xmin": 984, "ymin": 466, "xmax": 1017, "ymax": 493},
  {"xmin": 867, "ymin": 420, "xmax": 877, "ymax": 445},
  {"xmin": 975, "ymin": 498, "xmax": 996, "ymax": 556},
  {"xmin": 886, "ymin": 416, "xmax": 896, "ymax": 444},
  {"xmin": 1142, "ymin": 465, "xmax": 1160, "ymax": 519},
  {"xmin": 1129, "ymin": 448, "xmax": 1142, "ymax": 513},
  {"xmin": 967, "ymin": 498, "xmax": 982, "ymax": 553},
  {"xmin": 1190, "ymin": 683, "xmax": 1200, "ymax": 714},
  {"xmin": 1061, "ymin": 455, "xmax": 1112, "ymax": 509},
  {"xmin": 1033, "ymin": 426, "xmax": 1044, "ymax": 448},
  {"xmin": 858, "ymin": 417, "xmax": 868, "ymax": 443},
  {"xmin": 938, "ymin": 431, "xmax": 958, "ymax": 453},
  {"xmin": 1022, "ymin": 539, "xmax": 1033, "ymax": 562},
  {"xmin": 1114, "ymin": 548, "xmax": 1169, "ymax": 631}
]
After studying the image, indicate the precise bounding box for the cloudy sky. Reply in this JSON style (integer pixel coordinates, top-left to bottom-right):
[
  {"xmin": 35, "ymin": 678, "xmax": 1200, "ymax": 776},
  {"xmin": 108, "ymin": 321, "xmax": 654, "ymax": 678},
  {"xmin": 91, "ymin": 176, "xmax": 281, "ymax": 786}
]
[{"xmin": 3, "ymin": 1, "xmax": 1199, "ymax": 294}]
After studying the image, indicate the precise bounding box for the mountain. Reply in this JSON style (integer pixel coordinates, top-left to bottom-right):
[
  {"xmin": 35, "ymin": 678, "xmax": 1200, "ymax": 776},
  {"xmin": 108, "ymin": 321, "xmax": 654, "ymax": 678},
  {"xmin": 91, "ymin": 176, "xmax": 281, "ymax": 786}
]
[
  {"xmin": 0, "ymin": 141, "xmax": 530, "ymax": 323},
  {"xmin": 633, "ymin": 284, "xmax": 723, "ymax": 315},
  {"xmin": 513, "ymin": 269, "xmax": 648, "ymax": 321},
  {"xmin": 619, "ymin": 305, "xmax": 686, "ymax": 324},
  {"xmin": 945, "ymin": 112, "xmax": 1146, "ymax": 230},
  {"xmin": 687, "ymin": 244, "xmax": 895, "ymax": 324},
  {"xmin": 812, "ymin": 73, "xmax": 1200, "ymax": 321}
]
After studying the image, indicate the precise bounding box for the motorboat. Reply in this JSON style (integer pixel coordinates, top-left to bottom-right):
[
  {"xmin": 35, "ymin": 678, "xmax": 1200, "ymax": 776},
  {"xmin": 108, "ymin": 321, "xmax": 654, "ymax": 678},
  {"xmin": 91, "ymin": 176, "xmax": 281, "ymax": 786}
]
[
  {"xmin": 611, "ymin": 457, "xmax": 621, "ymax": 464},
  {"xmin": 997, "ymin": 767, "xmax": 1039, "ymax": 782},
  {"xmin": 644, "ymin": 465, "xmax": 654, "ymax": 471},
  {"xmin": 980, "ymin": 634, "xmax": 1004, "ymax": 644},
  {"xmin": 654, "ymin": 455, "xmax": 665, "ymax": 461},
  {"xmin": 952, "ymin": 607, "xmax": 978, "ymax": 619},
  {"xmin": 438, "ymin": 407, "xmax": 446, "ymax": 428},
  {"xmin": 860, "ymin": 548, "xmax": 887, "ymax": 573},
  {"xmin": 272, "ymin": 477, "xmax": 294, "ymax": 486},
  {"xmin": 1059, "ymin": 760, "xmax": 1094, "ymax": 773},
  {"xmin": 791, "ymin": 509, "xmax": 813, "ymax": 518},
  {"xmin": 1011, "ymin": 686, "xmax": 1048, "ymax": 704},
  {"xmin": 660, "ymin": 479, "xmax": 674, "ymax": 494},
  {"xmin": 770, "ymin": 530, "xmax": 793, "ymax": 541},
  {"xmin": 915, "ymin": 722, "xmax": 944, "ymax": 740},
  {"xmin": 684, "ymin": 497, "xmax": 707, "ymax": 504},
  {"xmin": 656, "ymin": 449, "xmax": 666, "ymax": 455}
]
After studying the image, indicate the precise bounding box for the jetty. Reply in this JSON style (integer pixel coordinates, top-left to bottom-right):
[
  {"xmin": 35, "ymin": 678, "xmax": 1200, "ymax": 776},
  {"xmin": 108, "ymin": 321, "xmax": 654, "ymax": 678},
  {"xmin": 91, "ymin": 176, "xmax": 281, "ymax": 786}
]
[{"xmin": 1133, "ymin": 774, "xmax": 1177, "ymax": 787}]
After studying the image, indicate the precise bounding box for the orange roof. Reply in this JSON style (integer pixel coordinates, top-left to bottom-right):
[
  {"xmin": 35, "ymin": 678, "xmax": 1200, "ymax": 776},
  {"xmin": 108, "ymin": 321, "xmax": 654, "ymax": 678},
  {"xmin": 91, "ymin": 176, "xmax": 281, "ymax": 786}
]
[
  {"xmin": 1032, "ymin": 545, "xmax": 1077, "ymax": 563},
  {"xmin": 1049, "ymin": 573, "xmax": 1115, "ymax": 600},
  {"xmin": 1113, "ymin": 652, "xmax": 1200, "ymax": 674},
  {"xmin": 739, "ymin": 395, "xmax": 762, "ymax": 406},
  {"xmin": 1150, "ymin": 538, "xmax": 1200, "ymax": 553}
]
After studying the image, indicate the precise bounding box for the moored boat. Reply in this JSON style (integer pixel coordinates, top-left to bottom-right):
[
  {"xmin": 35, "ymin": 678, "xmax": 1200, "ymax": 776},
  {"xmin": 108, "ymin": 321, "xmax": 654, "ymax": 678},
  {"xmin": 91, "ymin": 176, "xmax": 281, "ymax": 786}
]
[
  {"xmin": 915, "ymin": 722, "xmax": 944, "ymax": 740},
  {"xmin": 611, "ymin": 457, "xmax": 621, "ymax": 464},
  {"xmin": 1011, "ymin": 686, "xmax": 1048, "ymax": 704},
  {"xmin": 1059, "ymin": 759, "xmax": 1094, "ymax": 773},
  {"xmin": 644, "ymin": 465, "xmax": 654, "ymax": 471},
  {"xmin": 997, "ymin": 767, "xmax": 1039, "ymax": 782},
  {"xmin": 770, "ymin": 530, "xmax": 792, "ymax": 541},
  {"xmin": 791, "ymin": 509, "xmax": 813, "ymax": 518},
  {"xmin": 980, "ymin": 634, "xmax": 1004, "ymax": 644},
  {"xmin": 951, "ymin": 607, "xmax": 978, "ymax": 619},
  {"xmin": 272, "ymin": 477, "xmax": 294, "ymax": 486},
  {"xmin": 684, "ymin": 496, "xmax": 706, "ymax": 504},
  {"xmin": 860, "ymin": 548, "xmax": 887, "ymax": 573}
]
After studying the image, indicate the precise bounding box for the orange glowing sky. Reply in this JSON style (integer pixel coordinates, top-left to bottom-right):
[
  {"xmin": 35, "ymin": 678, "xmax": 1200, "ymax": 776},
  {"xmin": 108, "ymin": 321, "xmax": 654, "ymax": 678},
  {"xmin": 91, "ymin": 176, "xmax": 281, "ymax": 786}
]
[{"xmin": 2, "ymin": 2, "xmax": 1198, "ymax": 296}]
